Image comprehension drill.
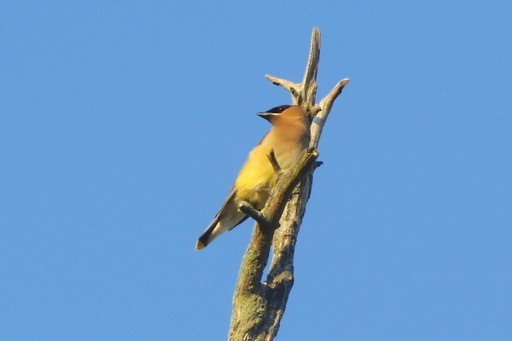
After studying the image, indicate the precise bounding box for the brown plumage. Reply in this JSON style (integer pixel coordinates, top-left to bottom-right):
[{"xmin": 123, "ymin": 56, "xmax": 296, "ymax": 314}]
[{"xmin": 195, "ymin": 105, "xmax": 310, "ymax": 250}]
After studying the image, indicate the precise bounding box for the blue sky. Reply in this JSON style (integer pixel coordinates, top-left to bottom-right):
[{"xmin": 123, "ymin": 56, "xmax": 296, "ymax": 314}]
[{"xmin": 1, "ymin": 1, "xmax": 511, "ymax": 340}]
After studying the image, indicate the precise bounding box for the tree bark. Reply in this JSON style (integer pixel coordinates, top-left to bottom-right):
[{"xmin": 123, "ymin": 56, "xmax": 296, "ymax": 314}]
[{"xmin": 229, "ymin": 27, "xmax": 350, "ymax": 341}]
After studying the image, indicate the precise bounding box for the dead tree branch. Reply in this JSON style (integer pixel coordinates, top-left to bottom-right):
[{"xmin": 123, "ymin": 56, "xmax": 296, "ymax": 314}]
[{"xmin": 229, "ymin": 27, "xmax": 349, "ymax": 341}]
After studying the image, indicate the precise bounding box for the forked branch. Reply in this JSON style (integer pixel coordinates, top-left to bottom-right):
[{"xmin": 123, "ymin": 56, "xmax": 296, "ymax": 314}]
[{"xmin": 229, "ymin": 27, "xmax": 349, "ymax": 341}]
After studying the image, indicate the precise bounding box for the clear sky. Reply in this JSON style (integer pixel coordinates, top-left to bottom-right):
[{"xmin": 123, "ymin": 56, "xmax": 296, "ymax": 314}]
[{"xmin": 1, "ymin": 1, "xmax": 511, "ymax": 340}]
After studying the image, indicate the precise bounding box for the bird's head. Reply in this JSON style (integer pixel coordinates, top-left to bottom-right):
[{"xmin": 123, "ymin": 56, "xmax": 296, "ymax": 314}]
[{"xmin": 258, "ymin": 105, "xmax": 309, "ymax": 127}]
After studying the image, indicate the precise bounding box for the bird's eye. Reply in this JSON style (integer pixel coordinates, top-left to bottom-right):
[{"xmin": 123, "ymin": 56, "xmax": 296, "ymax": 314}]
[{"xmin": 265, "ymin": 105, "xmax": 291, "ymax": 113}]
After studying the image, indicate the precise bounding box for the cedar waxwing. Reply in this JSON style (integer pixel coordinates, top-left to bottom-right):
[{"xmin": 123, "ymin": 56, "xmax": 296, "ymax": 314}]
[{"xmin": 195, "ymin": 105, "xmax": 310, "ymax": 250}]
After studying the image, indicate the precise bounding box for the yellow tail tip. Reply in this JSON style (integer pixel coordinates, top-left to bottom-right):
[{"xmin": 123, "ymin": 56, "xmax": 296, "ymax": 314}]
[{"xmin": 195, "ymin": 240, "xmax": 205, "ymax": 251}]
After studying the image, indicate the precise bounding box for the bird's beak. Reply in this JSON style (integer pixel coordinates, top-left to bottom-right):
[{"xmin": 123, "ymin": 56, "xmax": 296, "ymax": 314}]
[{"xmin": 257, "ymin": 112, "xmax": 279, "ymax": 121}]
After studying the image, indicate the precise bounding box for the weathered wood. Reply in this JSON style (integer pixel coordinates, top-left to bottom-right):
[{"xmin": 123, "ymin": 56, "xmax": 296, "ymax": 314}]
[{"xmin": 229, "ymin": 27, "xmax": 350, "ymax": 341}]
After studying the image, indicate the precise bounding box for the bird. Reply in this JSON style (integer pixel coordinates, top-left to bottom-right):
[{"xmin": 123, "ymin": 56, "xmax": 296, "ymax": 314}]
[{"xmin": 195, "ymin": 104, "xmax": 311, "ymax": 250}]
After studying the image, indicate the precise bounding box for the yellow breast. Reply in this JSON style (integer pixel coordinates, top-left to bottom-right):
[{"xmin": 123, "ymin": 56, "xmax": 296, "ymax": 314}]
[
  {"xmin": 232, "ymin": 124, "xmax": 308, "ymax": 210},
  {"xmin": 233, "ymin": 146, "xmax": 277, "ymax": 209}
]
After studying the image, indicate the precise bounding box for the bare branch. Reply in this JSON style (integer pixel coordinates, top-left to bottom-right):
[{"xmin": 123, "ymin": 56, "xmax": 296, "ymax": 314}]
[
  {"xmin": 302, "ymin": 28, "xmax": 321, "ymax": 88},
  {"xmin": 300, "ymin": 27, "xmax": 321, "ymax": 110},
  {"xmin": 319, "ymin": 78, "xmax": 350, "ymax": 110},
  {"xmin": 238, "ymin": 201, "xmax": 269, "ymax": 227},
  {"xmin": 230, "ymin": 149, "xmax": 318, "ymax": 341},
  {"xmin": 311, "ymin": 78, "xmax": 350, "ymax": 148},
  {"xmin": 229, "ymin": 27, "xmax": 349, "ymax": 341},
  {"xmin": 264, "ymin": 74, "xmax": 301, "ymax": 104},
  {"xmin": 266, "ymin": 149, "xmax": 281, "ymax": 173}
]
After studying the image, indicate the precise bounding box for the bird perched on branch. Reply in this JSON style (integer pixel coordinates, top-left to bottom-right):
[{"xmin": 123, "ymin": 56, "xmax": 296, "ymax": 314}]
[{"xmin": 195, "ymin": 105, "xmax": 311, "ymax": 250}]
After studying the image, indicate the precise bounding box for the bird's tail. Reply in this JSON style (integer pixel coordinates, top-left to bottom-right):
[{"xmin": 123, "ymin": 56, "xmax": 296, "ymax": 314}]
[
  {"xmin": 195, "ymin": 191, "xmax": 249, "ymax": 250},
  {"xmin": 195, "ymin": 214, "xmax": 247, "ymax": 250},
  {"xmin": 195, "ymin": 217, "xmax": 219, "ymax": 250}
]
